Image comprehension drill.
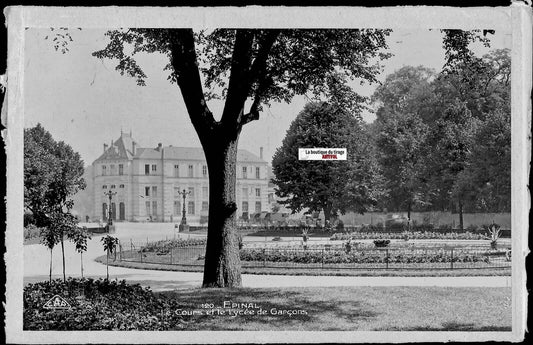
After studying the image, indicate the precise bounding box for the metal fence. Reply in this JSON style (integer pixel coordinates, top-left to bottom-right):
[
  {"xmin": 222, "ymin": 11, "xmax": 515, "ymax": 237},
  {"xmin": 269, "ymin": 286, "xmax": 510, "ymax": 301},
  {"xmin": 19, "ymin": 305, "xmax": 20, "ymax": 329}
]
[{"xmin": 118, "ymin": 242, "xmax": 511, "ymax": 271}]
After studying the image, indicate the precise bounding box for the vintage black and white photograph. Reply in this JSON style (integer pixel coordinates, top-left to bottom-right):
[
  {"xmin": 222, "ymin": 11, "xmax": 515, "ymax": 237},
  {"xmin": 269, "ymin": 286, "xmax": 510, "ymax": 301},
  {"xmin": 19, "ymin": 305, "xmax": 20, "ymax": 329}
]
[{"xmin": 4, "ymin": 5, "xmax": 530, "ymax": 344}]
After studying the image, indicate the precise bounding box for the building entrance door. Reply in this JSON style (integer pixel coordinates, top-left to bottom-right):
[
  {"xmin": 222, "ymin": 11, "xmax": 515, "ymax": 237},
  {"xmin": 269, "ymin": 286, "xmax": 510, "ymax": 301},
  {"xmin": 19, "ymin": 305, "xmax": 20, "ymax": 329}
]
[{"xmin": 119, "ymin": 202, "xmax": 125, "ymax": 221}]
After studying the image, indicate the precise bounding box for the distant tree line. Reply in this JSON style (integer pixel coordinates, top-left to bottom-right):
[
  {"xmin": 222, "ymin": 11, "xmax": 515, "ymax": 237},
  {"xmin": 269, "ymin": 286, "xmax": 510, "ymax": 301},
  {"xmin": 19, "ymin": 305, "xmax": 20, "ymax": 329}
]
[
  {"xmin": 371, "ymin": 48, "xmax": 510, "ymax": 226},
  {"xmin": 273, "ymin": 44, "xmax": 510, "ymax": 230}
]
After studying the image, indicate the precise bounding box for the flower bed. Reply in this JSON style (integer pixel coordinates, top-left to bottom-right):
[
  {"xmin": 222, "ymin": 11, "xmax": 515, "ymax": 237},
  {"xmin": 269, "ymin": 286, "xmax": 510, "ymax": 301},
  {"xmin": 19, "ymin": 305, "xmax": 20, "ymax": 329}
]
[
  {"xmin": 141, "ymin": 238, "xmax": 207, "ymax": 254},
  {"xmin": 24, "ymin": 278, "xmax": 183, "ymax": 330},
  {"xmin": 239, "ymin": 247, "xmax": 506, "ymax": 265}
]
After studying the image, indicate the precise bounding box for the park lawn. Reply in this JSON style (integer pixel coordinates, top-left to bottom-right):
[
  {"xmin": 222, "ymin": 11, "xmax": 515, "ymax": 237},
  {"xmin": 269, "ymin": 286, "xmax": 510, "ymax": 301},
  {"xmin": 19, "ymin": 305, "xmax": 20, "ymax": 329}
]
[{"xmin": 157, "ymin": 286, "xmax": 511, "ymax": 331}]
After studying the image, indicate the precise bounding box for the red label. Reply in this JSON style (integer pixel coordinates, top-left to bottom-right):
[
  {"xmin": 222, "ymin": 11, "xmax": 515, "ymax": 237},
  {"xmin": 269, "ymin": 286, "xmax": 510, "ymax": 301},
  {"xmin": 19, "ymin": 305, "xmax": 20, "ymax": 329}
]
[{"xmin": 322, "ymin": 154, "xmax": 337, "ymax": 159}]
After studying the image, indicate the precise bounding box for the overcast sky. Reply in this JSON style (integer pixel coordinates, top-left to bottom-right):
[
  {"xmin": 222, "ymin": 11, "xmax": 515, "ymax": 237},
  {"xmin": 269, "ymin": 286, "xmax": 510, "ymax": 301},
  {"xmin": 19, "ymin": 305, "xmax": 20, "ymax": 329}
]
[{"xmin": 23, "ymin": 28, "xmax": 511, "ymax": 166}]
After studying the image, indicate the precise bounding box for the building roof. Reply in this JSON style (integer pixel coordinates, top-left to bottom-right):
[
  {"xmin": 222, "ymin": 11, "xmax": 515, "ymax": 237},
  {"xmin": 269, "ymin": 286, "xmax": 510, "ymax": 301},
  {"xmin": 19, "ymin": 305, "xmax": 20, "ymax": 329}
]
[
  {"xmin": 95, "ymin": 133, "xmax": 266, "ymax": 164},
  {"xmin": 94, "ymin": 132, "xmax": 137, "ymax": 162},
  {"xmin": 162, "ymin": 146, "xmax": 266, "ymax": 163}
]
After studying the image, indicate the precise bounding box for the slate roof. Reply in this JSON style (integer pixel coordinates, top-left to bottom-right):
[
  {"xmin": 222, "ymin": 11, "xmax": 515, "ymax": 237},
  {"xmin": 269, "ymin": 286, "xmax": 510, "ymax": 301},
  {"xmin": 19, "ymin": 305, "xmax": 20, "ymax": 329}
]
[
  {"xmin": 162, "ymin": 146, "xmax": 265, "ymax": 163},
  {"xmin": 95, "ymin": 133, "xmax": 266, "ymax": 163},
  {"xmin": 94, "ymin": 132, "xmax": 137, "ymax": 162}
]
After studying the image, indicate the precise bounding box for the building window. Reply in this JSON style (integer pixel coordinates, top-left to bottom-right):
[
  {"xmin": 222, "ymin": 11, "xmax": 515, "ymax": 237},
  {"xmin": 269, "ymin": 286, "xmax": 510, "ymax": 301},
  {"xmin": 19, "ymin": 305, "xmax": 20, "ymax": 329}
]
[
  {"xmin": 119, "ymin": 164, "xmax": 124, "ymax": 175},
  {"xmin": 110, "ymin": 164, "xmax": 116, "ymax": 175},
  {"xmin": 188, "ymin": 165, "xmax": 194, "ymax": 177},
  {"xmin": 242, "ymin": 187, "xmax": 248, "ymax": 199},
  {"xmin": 255, "ymin": 201, "xmax": 261, "ymax": 213},
  {"xmin": 242, "ymin": 201, "xmax": 248, "ymax": 213},
  {"xmin": 152, "ymin": 201, "xmax": 157, "ymax": 217},
  {"xmin": 174, "ymin": 201, "xmax": 181, "ymax": 215},
  {"xmin": 202, "ymin": 165, "xmax": 207, "ymax": 177},
  {"xmin": 174, "ymin": 165, "xmax": 179, "ymax": 177},
  {"xmin": 242, "ymin": 166, "xmax": 247, "ymax": 179},
  {"xmin": 202, "ymin": 186, "xmax": 208, "ymax": 199},
  {"xmin": 102, "ymin": 203, "xmax": 107, "ymax": 220},
  {"xmin": 119, "ymin": 184, "xmax": 125, "ymax": 188},
  {"xmin": 102, "ymin": 185, "xmax": 107, "ymax": 189},
  {"xmin": 145, "ymin": 186, "xmax": 150, "ymax": 197},
  {"xmin": 151, "ymin": 164, "xmax": 157, "ymax": 173},
  {"xmin": 110, "ymin": 185, "xmax": 116, "ymax": 189},
  {"xmin": 145, "ymin": 164, "xmax": 150, "ymax": 175},
  {"xmin": 152, "ymin": 186, "xmax": 158, "ymax": 197},
  {"xmin": 256, "ymin": 167, "xmax": 260, "ymax": 179},
  {"xmin": 145, "ymin": 201, "xmax": 151, "ymax": 216},
  {"xmin": 188, "ymin": 187, "xmax": 194, "ymax": 197},
  {"xmin": 102, "ymin": 165, "xmax": 107, "ymax": 176},
  {"xmin": 188, "ymin": 201, "xmax": 195, "ymax": 215},
  {"xmin": 202, "ymin": 201, "xmax": 209, "ymax": 211},
  {"xmin": 255, "ymin": 188, "xmax": 261, "ymax": 197}
]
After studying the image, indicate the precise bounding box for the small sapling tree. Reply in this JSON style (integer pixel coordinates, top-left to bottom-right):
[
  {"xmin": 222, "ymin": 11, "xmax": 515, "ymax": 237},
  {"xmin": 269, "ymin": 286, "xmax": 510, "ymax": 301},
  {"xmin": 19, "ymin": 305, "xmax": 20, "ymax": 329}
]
[
  {"xmin": 68, "ymin": 226, "xmax": 91, "ymax": 278},
  {"xmin": 39, "ymin": 225, "xmax": 60, "ymax": 283},
  {"xmin": 101, "ymin": 235, "xmax": 119, "ymax": 280}
]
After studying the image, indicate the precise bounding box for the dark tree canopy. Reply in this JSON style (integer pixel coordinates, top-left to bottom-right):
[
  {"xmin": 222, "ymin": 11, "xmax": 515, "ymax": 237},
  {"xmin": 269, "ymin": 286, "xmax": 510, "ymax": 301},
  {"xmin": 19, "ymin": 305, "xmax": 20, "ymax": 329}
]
[
  {"xmin": 24, "ymin": 124, "xmax": 86, "ymax": 227},
  {"xmin": 370, "ymin": 43, "xmax": 510, "ymax": 222},
  {"xmin": 93, "ymin": 29, "xmax": 391, "ymax": 118},
  {"xmin": 272, "ymin": 102, "xmax": 382, "ymax": 222}
]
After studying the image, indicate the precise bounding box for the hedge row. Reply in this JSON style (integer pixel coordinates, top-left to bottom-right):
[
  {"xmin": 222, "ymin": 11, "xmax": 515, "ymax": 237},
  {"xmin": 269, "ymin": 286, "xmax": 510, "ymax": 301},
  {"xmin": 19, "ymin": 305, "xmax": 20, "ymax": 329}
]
[{"xmin": 330, "ymin": 231, "xmax": 489, "ymax": 241}]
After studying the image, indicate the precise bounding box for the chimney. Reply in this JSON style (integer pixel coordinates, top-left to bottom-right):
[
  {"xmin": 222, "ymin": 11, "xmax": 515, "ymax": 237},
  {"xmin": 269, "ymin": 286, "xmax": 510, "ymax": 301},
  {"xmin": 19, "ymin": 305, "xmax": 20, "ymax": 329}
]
[
  {"xmin": 132, "ymin": 142, "xmax": 136, "ymax": 155},
  {"xmin": 260, "ymin": 147, "xmax": 264, "ymax": 160},
  {"xmin": 157, "ymin": 143, "xmax": 162, "ymax": 151},
  {"xmin": 104, "ymin": 143, "xmax": 108, "ymax": 153}
]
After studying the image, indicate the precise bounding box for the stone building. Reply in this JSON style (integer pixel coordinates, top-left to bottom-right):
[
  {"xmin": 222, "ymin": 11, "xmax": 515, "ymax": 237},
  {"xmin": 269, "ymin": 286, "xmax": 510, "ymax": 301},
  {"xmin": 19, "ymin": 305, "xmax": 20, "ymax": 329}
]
[{"xmin": 91, "ymin": 132, "xmax": 269, "ymax": 224}]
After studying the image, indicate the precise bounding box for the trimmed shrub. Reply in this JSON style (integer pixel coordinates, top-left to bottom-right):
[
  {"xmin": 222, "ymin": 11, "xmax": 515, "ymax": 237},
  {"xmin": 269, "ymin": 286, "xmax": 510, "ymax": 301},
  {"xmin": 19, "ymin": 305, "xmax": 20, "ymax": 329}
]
[{"xmin": 330, "ymin": 230, "xmax": 489, "ymax": 241}]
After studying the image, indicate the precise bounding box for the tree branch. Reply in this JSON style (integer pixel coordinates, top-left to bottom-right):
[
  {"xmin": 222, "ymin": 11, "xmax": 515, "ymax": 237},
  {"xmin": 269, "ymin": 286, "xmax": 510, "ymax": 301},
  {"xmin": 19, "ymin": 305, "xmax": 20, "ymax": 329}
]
[
  {"xmin": 220, "ymin": 30, "xmax": 255, "ymax": 128},
  {"xmin": 168, "ymin": 29, "xmax": 216, "ymax": 138},
  {"xmin": 239, "ymin": 30, "xmax": 281, "ymax": 127}
]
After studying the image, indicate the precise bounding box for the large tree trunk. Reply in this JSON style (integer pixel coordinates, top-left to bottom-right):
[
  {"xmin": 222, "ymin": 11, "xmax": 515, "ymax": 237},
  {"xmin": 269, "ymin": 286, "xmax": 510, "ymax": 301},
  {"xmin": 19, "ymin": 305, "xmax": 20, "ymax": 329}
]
[{"xmin": 202, "ymin": 136, "xmax": 242, "ymax": 288}]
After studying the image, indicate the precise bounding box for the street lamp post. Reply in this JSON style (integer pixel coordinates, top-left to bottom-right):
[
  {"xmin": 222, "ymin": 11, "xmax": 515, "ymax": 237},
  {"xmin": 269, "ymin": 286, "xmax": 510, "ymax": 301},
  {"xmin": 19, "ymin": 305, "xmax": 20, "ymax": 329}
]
[
  {"xmin": 177, "ymin": 189, "xmax": 192, "ymax": 232},
  {"xmin": 103, "ymin": 190, "xmax": 117, "ymax": 226}
]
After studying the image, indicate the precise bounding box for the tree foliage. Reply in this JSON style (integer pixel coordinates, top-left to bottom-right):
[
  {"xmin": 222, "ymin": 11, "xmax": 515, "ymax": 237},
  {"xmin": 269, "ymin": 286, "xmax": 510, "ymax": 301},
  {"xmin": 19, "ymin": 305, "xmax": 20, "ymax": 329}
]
[
  {"xmin": 25, "ymin": 124, "xmax": 87, "ymax": 280},
  {"xmin": 93, "ymin": 29, "xmax": 391, "ymax": 118},
  {"xmin": 371, "ymin": 66, "xmax": 435, "ymax": 214},
  {"xmin": 272, "ymin": 102, "xmax": 382, "ymax": 221},
  {"xmin": 24, "ymin": 124, "xmax": 86, "ymax": 226},
  {"xmin": 371, "ymin": 42, "xmax": 510, "ymax": 219}
]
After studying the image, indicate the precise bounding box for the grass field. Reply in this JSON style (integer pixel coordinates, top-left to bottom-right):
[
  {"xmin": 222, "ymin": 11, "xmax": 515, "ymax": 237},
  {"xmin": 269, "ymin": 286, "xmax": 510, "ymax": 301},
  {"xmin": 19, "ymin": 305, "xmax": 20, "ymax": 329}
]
[{"xmin": 156, "ymin": 286, "xmax": 512, "ymax": 331}]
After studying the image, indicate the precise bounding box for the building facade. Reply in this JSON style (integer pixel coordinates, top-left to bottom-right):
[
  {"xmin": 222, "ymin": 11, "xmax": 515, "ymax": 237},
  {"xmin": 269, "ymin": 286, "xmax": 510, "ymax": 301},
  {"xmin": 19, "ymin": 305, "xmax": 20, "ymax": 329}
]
[{"xmin": 92, "ymin": 132, "xmax": 269, "ymax": 224}]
